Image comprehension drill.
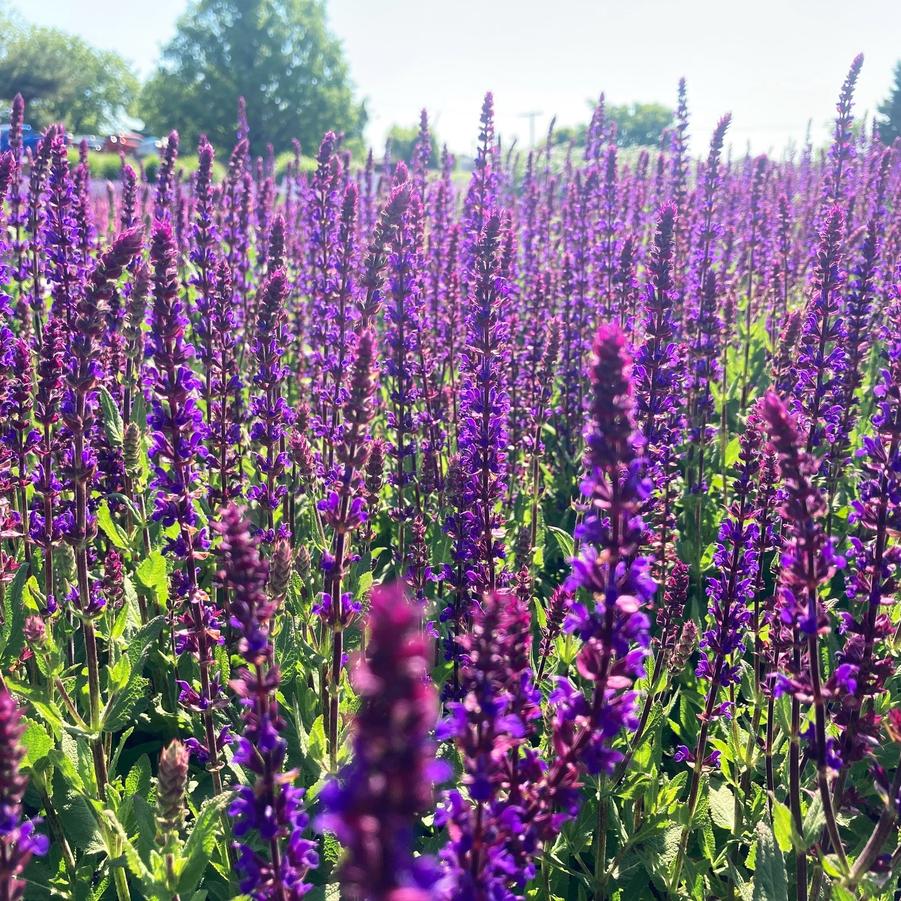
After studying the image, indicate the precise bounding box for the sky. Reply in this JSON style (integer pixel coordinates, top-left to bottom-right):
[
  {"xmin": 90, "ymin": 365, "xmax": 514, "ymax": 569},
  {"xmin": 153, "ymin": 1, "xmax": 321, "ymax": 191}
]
[{"xmin": 14, "ymin": 0, "xmax": 901, "ymax": 157}]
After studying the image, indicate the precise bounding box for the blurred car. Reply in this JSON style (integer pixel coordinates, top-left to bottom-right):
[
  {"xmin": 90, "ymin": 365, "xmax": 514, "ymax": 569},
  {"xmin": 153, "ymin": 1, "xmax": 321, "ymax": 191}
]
[
  {"xmin": 69, "ymin": 134, "xmax": 104, "ymax": 152},
  {"xmin": 135, "ymin": 136, "xmax": 163, "ymax": 159},
  {"xmin": 103, "ymin": 131, "xmax": 143, "ymax": 155},
  {"xmin": 0, "ymin": 123, "xmax": 42, "ymax": 153}
]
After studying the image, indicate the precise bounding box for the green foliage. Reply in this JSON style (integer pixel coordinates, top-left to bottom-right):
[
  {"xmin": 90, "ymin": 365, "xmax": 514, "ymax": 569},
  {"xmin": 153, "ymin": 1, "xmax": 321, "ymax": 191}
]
[
  {"xmin": 553, "ymin": 102, "xmax": 674, "ymax": 148},
  {"xmin": 385, "ymin": 122, "xmax": 439, "ymax": 167},
  {"xmin": 877, "ymin": 60, "xmax": 901, "ymax": 144},
  {"xmin": 608, "ymin": 102, "xmax": 674, "ymax": 147},
  {"xmin": 0, "ymin": 9, "xmax": 137, "ymax": 131},
  {"xmin": 138, "ymin": 0, "xmax": 366, "ymax": 154}
]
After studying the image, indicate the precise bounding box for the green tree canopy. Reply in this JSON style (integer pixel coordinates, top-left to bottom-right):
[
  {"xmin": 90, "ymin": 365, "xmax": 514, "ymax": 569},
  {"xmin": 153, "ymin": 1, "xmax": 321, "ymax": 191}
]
[
  {"xmin": 552, "ymin": 102, "xmax": 674, "ymax": 149},
  {"xmin": 0, "ymin": 8, "xmax": 137, "ymax": 133},
  {"xmin": 877, "ymin": 60, "xmax": 901, "ymax": 144},
  {"xmin": 386, "ymin": 122, "xmax": 439, "ymax": 168},
  {"xmin": 608, "ymin": 102, "xmax": 674, "ymax": 147},
  {"xmin": 139, "ymin": 0, "xmax": 366, "ymax": 155}
]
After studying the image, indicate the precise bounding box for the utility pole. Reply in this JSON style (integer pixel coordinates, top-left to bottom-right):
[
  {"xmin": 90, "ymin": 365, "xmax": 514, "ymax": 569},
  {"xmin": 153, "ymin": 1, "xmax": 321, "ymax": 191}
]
[{"xmin": 519, "ymin": 110, "xmax": 542, "ymax": 148}]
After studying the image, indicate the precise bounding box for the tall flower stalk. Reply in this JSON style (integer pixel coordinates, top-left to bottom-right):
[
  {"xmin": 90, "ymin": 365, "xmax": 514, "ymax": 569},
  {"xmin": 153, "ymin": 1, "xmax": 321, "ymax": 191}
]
[
  {"xmin": 63, "ymin": 225, "xmax": 142, "ymax": 797},
  {"xmin": 217, "ymin": 504, "xmax": 319, "ymax": 899},
  {"xmin": 147, "ymin": 221, "xmax": 224, "ymax": 791},
  {"xmin": 321, "ymin": 583, "xmax": 443, "ymax": 899},
  {"xmin": 762, "ymin": 391, "xmax": 850, "ymax": 895}
]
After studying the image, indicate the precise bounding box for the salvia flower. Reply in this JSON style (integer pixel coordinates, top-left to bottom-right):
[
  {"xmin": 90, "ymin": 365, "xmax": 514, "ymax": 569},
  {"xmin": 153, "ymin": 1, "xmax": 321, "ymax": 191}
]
[
  {"xmin": 320, "ymin": 583, "xmax": 444, "ymax": 900},
  {"xmin": 0, "ymin": 690, "xmax": 48, "ymax": 900},
  {"xmin": 439, "ymin": 590, "xmax": 545, "ymax": 899},
  {"xmin": 561, "ymin": 323, "xmax": 653, "ymax": 775},
  {"xmin": 762, "ymin": 390, "xmax": 850, "ymax": 872},
  {"xmin": 217, "ymin": 504, "xmax": 319, "ymax": 899}
]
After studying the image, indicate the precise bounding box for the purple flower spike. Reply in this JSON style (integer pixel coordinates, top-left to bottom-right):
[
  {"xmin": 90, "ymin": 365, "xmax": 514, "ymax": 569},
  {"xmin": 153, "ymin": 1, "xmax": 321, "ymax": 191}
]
[
  {"xmin": 217, "ymin": 504, "xmax": 319, "ymax": 899},
  {"xmin": 321, "ymin": 583, "xmax": 443, "ymax": 900},
  {"xmin": 0, "ymin": 690, "xmax": 48, "ymax": 899}
]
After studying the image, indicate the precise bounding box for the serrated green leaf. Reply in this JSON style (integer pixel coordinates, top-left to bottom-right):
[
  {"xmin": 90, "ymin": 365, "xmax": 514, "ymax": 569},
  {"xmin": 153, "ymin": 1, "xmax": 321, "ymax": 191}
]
[
  {"xmin": 97, "ymin": 501, "xmax": 130, "ymax": 549},
  {"xmin": 136, "ymin": 553, "xmax": 169, "ymax": 606},
  {"xmin": 771, "ymin": 798, "xmax": 796, "ymax": 853},
  {"xmin": 709, "ymin": 781, "xmax": 736, "ymax": 831},
  {"xmin": 58, "ymin": 792, "xmax": 101, "ymax": 850},
  {"xmin": 108, "ymin": 654, "xmax": 131, "ymax": 692},
  {"xmin": 124, "ymin": 615, "xmax": 165, "ymax": 673},
  {"xmin": 104, "ymin": 676, "xmax": 150, "ymax": 732},
  {"xmin": 801, "ymin": 790, "xmax": 825, "ymax": 850},
  {"xmin": 98, "ymin": 386, "xmax": 125, "ymax": 447},
  {"xmin": 125, "ymin": 754, "xmax": 152, "ymax": 798},
  {"xmin": 308, "ymin": 714, "xmax": 327, "ymax": 769},
  {"xmin": 5, "ymin": 677, "xmax": 64, "ymax": 739},
  {"xmin": 700, "ymin": 813, "xmax": 716, "ymax": 862},
  {"xmin": 0, "ymin": 567, "xmax": 29, "ymax": 660},
  {"xmin": 356, "ymin": 570, "xmax": 373, "ymax": 596},
  {"xmin": 177, "ymin": 793, "xmax": 231, "ymax": 897},
  {"xmin": 20, "ymin": 718, "xmax": 54, "ymax": 770},
  {"xmin": 752, "ymin": 819, "xmax": 788, "ymax": 901}
]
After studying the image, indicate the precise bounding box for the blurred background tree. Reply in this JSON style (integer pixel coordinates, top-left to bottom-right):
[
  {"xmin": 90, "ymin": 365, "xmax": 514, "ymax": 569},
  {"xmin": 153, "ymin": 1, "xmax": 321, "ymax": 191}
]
[
  {"xmin": 139, "ymin": 0, "xmax": 366, "ymax": 154},
  {"xmin": 0, "ymin": 5, "xmax": 137, "ymax": 132},
  {"xmin": 553, "ymin": 101, "xmax": 674, "ymax": 149},
  {"xmin": 877, "ymin": 60, "xmax": 901, "ymax": 144},
  {"xmin": 609, "ymin": 102, "xmax": 674, "ymax": 147},
  {"xmin": 385, "ymin": 122, "xmax": 439, "ymax": 167}
]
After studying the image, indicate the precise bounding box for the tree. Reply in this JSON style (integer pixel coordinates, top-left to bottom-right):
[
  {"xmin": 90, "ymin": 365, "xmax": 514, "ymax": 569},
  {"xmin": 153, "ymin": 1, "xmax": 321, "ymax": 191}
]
[
  {"xmin": 608, "ymin": 103, "xmax": 673, "ymax": 148},
  {"xmin": 877, "ymin": 61, "xmax": 901, "ymax": 144},
  {"xmin": 552, "ymin": 102, "xmax": 673, "ymax": 149},
  {"xmin": 139, "ymin": 0, "xmax": 366, "ymax": 154},
  {"xmin": 0, "ymin": 11, "xmax": 137, "ymax": 133},
  {"xmin": 386, "ymin": 122, "xmax": 439, "ymax": 168}
]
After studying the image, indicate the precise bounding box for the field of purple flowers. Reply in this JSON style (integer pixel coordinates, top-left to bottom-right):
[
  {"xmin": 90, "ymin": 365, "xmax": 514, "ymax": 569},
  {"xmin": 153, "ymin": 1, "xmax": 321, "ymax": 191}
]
[{"xmin": 0, "ymin": 53, "xmax": 899, "ymax": 901}]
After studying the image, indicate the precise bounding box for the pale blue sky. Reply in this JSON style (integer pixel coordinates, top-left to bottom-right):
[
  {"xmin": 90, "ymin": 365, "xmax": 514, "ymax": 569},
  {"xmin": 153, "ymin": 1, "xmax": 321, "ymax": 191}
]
[{"xmin": 13, "ymin": 0, "xmax": 901, "ymax": 156}]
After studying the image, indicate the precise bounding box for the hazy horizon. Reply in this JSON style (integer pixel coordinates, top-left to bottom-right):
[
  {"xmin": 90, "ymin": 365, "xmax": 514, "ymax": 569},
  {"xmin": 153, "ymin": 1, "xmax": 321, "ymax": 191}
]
[{"xmin": 13, "ymin": 0, "xmax": 901, "ymax": 157}]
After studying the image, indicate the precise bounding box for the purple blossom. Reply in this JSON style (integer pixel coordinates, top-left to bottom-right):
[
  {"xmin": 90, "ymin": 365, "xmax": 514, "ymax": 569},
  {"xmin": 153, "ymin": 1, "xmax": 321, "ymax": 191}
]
[
  {"xmin": 0, "ymin": 691, "xmax": 48, "ymax": 900},
  {"xmin": 218, "ymin": 504, "xmax": 319, "ymax": 899},
  {"xmin": 321, "ymin": 583, "xmax": 443, "ymax": 900}
]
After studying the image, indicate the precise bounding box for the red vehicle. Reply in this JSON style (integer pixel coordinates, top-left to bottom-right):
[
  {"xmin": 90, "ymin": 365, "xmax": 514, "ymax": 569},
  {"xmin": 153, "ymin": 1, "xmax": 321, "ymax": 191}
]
[{"xmin": 103, "ymin": 131, "xmax": 143, "ymax": 155}]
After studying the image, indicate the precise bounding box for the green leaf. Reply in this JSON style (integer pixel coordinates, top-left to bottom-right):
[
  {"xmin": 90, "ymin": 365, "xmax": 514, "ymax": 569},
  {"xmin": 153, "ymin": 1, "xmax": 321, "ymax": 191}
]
[
  {"xmin": 102, "ymin": 617, "xmax": 164, "ymax": 731},
  {"xmin": 104, "ymin": 676, "xmax": 150, "ymax": 732},
  {"xmin": 108, "ymin": 654, "xmax": 132, "ymax": 692},
  {"xmin": 709, "ymin": 781, "xmax": 736, "ymax": 831},
  {"xmin": 125, "ymin": 754, "xmax": 152, "ymax": 799},
  {"xmin": 752, "ymin": 819, "xmax": 788, "ymax": 901},
  {"xmin": 0, "ymin": 567, "xmax": 29, "ymax": 660},
  {"xmin": 699, "ymin": 813, "xmax": 716, "ymax": 862},
  {"xmin": 771, "ymin": 798, "xmax": 797, "ymax": 853},
  {"xmin": 58, "ymin": 792, "xmax": 101, "ymax": 850},
  {"xmin": 308, "ymin": 714, "xmax": 327, "ymax": 770},
  {"xmin": 659, "ymin": 824, "xmax": 683, "ymax": 874},
  {"xmin": 102, "ymin": 808, "xmax": 151, "ymax": 883},
  {"xmin": 98, "ymin": 386, "xmax": 125, "ymax": 447},
  {"xmin": 97, "ymin": 502, "xmax": 130, "ymax": 550},
  {"xmin": 5, "ymin": 677, "xmax": 65, "ymax": 739},
  {"xmin": 723, "ymin": 436, "xmax": 741, "ymax": 469},
  {"xmin": 547, "ymin": 526, "xmax": 574, "ymax": 562},
  {"xmin": 20, "ymin": 718, "xmax": 54, "ymax": 770},
  {"xmin": 124, "ymin": 615, "xmax": 165, "ymax": 674},
  {"xmin": 178, "ymin": 793, "xmax": 231, "ymax": 897},
  {"xmin": 136, "ymin": 553, "xmax": 169, "ymax": 606},
  {"xmin": 801, "ymin": 791, "xmax": 825, "ymax": 850},
  {"xmin": 356, "ymin": 570, "xmax": 373, "ymax": 596}
]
